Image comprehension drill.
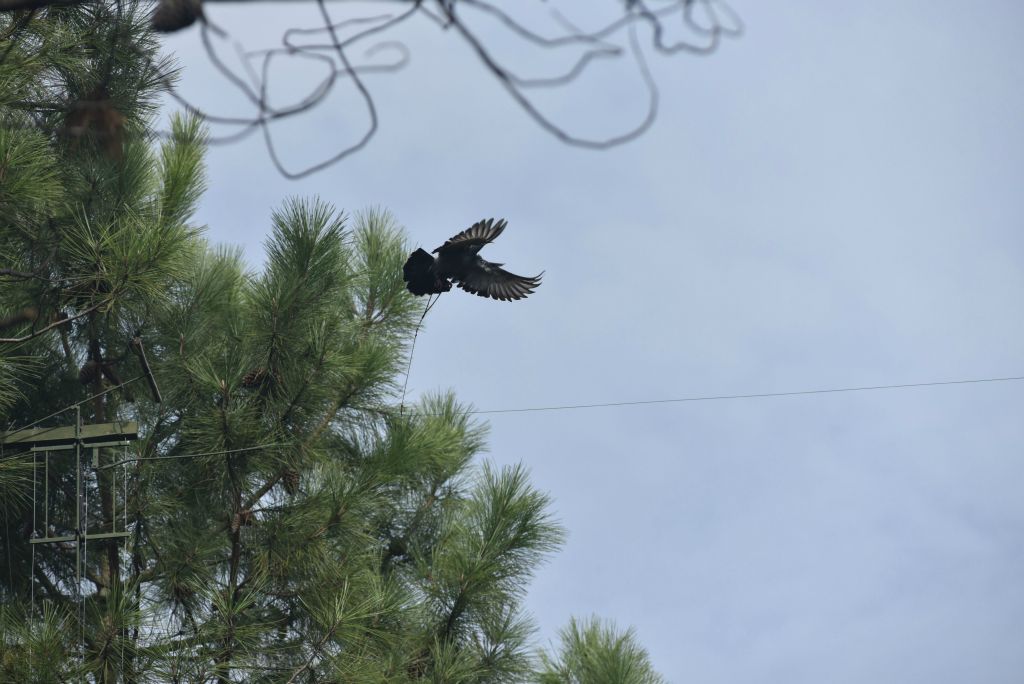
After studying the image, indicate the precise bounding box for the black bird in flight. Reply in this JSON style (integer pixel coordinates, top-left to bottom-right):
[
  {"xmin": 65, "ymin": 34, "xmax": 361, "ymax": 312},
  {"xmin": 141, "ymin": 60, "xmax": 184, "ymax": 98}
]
[{"xmin": 403, "ymin": 219, "xmax": 543, "ymax": 301}]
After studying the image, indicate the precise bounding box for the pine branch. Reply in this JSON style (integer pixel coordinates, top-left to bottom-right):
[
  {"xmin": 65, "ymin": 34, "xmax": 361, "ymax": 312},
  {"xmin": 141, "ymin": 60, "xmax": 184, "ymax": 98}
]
[
  {"xmin": 58, "ymin": 326, "xmax": 75, "ymax": 367},
  {"xmin": 305, "ymin": 384, "xmax": 359, "ymax": 445},
  {"xmin": 441, "ymin": 586, "xmax": 469, "ymax": 642},
  {"xmin": 32, "ymin": 564, "xmax": 65, "ymax": 602},
  {"xmin": 244, "ymin": 473, "xmax": 281, "ymax": 511},
  {"xmin": 283, "ymin": 615, "xmax": 343, "ymax": 684},
  {"xmin": 0, "ymin": 268, "xmax": 39, "ymax": 280},
  {"xmin": 279, "ymin": 342, "xmax": 329, "ymax": 425},
  {"xmin": 0, "ymin": 301, "xmax": 109, "ymax": 344}
]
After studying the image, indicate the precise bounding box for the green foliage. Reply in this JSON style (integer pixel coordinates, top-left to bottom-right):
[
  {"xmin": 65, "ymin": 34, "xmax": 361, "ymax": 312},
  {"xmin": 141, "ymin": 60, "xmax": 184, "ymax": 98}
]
[
  {"xmin": 0, "ymin": 125, "xmax": 63, "ymax": 227},
  {"xmin": 0, "ymin": 5, "xmax": 661, "ymax": 682},
  {"xmin": 157, "ymin": 114, "xmax": 207, "ymax": 228},
  {"xmin": 537, "ymin": 617, "xmax": 666, "ymax": 684},
  {"xmin": 0, "ymin": 454, "xmax": 32, "ymax": 510},
  {"xmin": 0, "ymin": 602, "xmax": 83, "ymax": 683},
  {"xmin": 116, "ymin": 198, "xmax": 567, "ymax": 682}
]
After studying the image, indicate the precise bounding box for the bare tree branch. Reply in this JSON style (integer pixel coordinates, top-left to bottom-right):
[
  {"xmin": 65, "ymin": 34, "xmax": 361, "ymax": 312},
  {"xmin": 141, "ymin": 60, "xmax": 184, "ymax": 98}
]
[{"xmin": 2, "ymin": 0, "xmax": 741, "ymax": 177}]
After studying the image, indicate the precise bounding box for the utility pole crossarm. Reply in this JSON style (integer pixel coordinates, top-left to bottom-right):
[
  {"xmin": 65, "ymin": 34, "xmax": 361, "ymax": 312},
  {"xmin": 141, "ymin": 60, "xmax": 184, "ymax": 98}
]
[{"xmin": 1, "ymin": 421, "xmax": 138, "ymax": 447}]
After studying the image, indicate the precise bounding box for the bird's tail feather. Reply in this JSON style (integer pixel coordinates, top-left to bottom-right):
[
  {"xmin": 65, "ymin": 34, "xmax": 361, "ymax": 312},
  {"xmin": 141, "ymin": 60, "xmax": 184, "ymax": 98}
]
[{"xmin": 403, "ymin": 248, "xmax": 451, "ymax": 296}]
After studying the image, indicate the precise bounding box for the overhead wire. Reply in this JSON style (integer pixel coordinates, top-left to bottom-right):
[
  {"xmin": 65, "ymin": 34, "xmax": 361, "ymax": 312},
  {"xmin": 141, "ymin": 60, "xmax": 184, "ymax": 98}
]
[
  {"xmin": 2, "ymin": 376, "xmax": 144, "ymax": 442},
  {"xmin": 427, "ymin": 374, "xmax": 1024, "ymax": 416},
  {"xmin": 98, "ymin": 443, "xmax": 284, "ymax": 470}
]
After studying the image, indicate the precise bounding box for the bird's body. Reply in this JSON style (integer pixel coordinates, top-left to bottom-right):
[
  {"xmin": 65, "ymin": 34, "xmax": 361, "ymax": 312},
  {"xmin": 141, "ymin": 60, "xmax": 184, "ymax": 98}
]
[
  {"xmin": 403, "ymin": 219, "xmax": 542, "ymax": 301},
  {"xmin": 433, "ymin": 244, "xmax": 481, "ymax": 279}
]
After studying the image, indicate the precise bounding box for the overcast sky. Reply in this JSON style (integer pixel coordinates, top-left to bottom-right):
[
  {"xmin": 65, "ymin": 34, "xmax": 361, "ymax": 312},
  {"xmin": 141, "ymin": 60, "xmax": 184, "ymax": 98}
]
[{"xmin": 159, "ymin": 2, "xmax": 1024, "ymax": 681}]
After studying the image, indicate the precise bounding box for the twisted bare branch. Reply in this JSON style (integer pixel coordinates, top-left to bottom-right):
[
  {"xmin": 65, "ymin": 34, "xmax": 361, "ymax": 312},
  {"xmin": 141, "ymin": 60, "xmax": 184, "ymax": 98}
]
[{"xmin": 2, "ymin": 0, "xmax": 741, "ymax": 177}]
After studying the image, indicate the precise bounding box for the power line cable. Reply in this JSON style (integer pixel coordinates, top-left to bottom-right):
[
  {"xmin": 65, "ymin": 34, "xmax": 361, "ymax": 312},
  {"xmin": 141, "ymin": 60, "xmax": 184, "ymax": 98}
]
[
  {"xmin": 98, "ymin": 443, "xmax": 283, "ymax": 470},
  {"xmin": 2, "ymin": 375, "xmax": 143, "ymax": 441},
  {"xmin": 445, "ymin": 374, "xmax": 1024, "ymax": 416}
]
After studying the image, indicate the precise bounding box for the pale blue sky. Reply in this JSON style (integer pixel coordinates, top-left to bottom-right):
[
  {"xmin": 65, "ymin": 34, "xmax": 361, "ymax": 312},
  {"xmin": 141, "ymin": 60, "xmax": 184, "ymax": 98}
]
[{"xmin": 159, "ymin": 2, "xmax": 1024, "ymax": 681}]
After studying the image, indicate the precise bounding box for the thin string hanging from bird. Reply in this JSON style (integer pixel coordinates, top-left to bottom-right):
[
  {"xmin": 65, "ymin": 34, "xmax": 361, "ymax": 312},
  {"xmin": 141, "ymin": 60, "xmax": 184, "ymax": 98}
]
[
  {"xmin": 399, "ymin": 217, "xmax": 542, "ymax": 414},
  {"xmin": 400, "ymin": 293, "xmax": 440, "ymax": 415}
]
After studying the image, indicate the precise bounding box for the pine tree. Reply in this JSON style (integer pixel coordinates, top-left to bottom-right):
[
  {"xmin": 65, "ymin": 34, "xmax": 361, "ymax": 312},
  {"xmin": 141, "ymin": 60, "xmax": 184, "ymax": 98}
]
[
  {"xmin": 1, "ymin": 4, "xmax": 664, "ymax": 682},
  {"xmin": 2, "ymin": 2, "xmax": 208, "ymax": 680}
]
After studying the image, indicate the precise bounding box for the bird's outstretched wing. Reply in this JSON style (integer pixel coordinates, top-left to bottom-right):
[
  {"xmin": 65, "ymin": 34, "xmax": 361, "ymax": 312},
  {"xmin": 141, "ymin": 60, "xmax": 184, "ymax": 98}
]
[
  {"xmin": 455, "ymin": 260, "xmax": 542, "ymax": 301},
  {"xmin": 434, "ymin": 218, "xmax": 507, "ymax": 254}
]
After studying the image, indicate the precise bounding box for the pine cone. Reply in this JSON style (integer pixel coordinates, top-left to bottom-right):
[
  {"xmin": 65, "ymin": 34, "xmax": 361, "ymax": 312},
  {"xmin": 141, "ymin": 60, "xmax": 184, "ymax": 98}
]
[
  {"xmin": 65, "ymin": 87, "xmax": 125, "ymax": 162},
  {"xmin": 151, "ymin": 0, "xmax": 203, "ymax": 33},
  {"xmin": 231, "ymin": 508, "xmax": 255, "ymax": 533},
  {"xmin": 0, "ymin": 307, "xmax": 38, "ymax": 332},
  {"xmin": 100, "ymin": 362, "xmax": 123, "ymax": 386},
  {"xmin": 78, "ymin": 360, "xmax": 100, "ymax": 385},
  {"xmin": 283, "ymin": 468, "xmax": 300, "ymax": 496},
  {"xmin": 241, "ymin": 367, "xmax": 267, "ymax": 389},
  {"xmin": 406, "ymin": 649, "xmax": 430, "ymax": 679}
]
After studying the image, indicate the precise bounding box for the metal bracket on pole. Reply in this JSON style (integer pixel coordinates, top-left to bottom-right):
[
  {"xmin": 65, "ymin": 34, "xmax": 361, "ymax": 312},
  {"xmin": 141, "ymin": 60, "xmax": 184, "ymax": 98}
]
[{"xmin": 3, "ymin": 422, "xmax": 139, "ymax": 546}]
